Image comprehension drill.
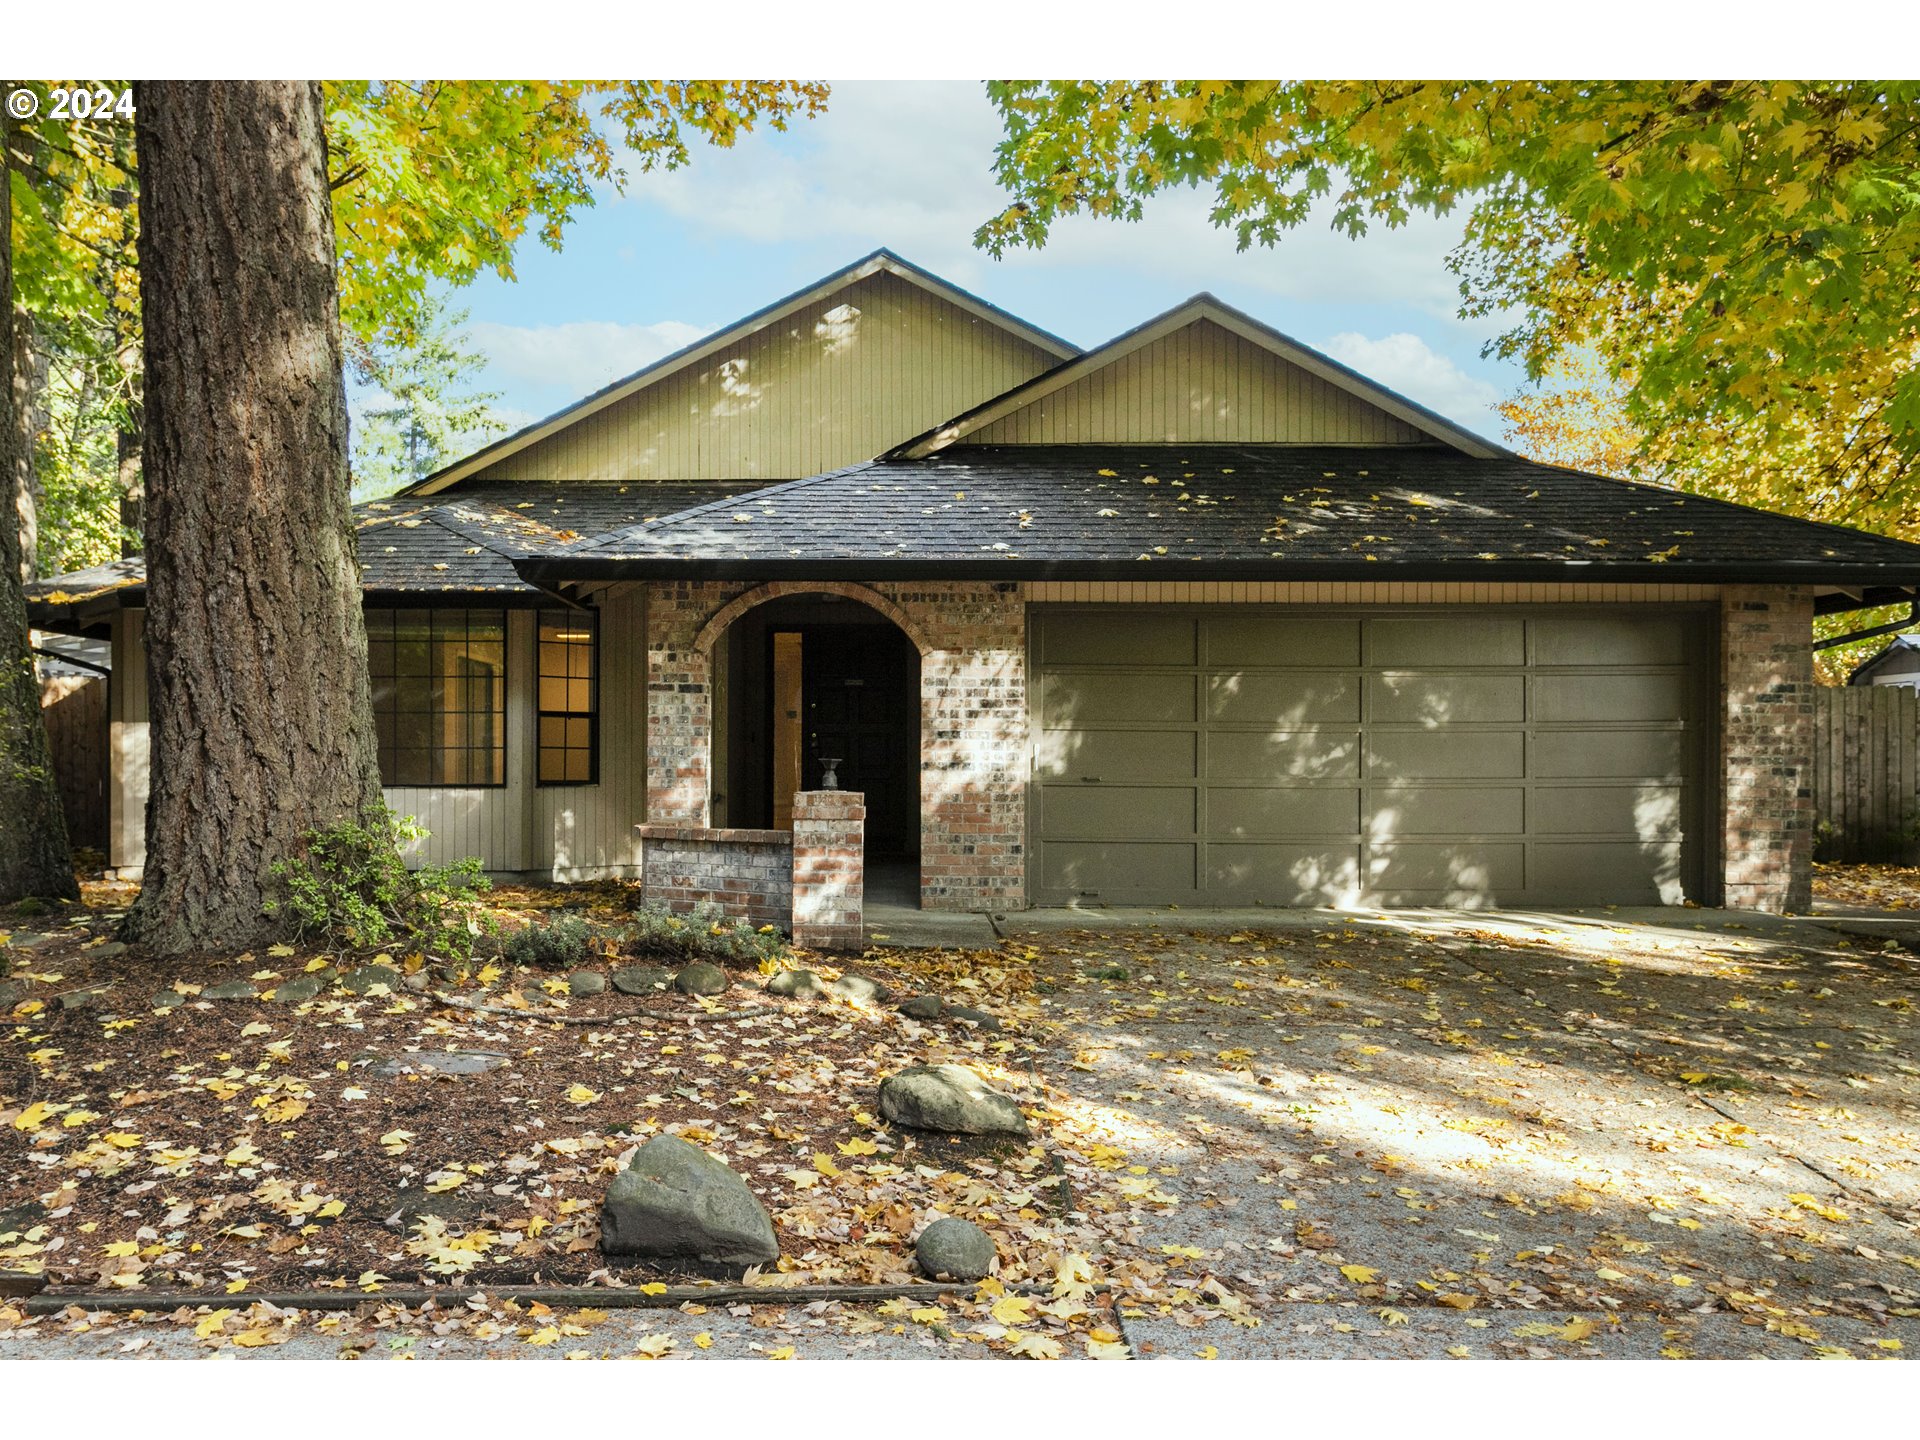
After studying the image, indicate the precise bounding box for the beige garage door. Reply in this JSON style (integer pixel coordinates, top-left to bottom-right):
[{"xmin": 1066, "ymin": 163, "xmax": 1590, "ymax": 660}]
[{"xmin": 1030, "ymin": 608, "xmax": 1712, "ymax": 908}]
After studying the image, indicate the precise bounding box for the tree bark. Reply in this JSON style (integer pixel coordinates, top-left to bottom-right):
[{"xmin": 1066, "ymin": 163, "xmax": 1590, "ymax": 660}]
[
  {"xmin": 0, "ymin": 102, "xmax": 79, "ymax": 905},
  {"xmin": 127, "ymin": 81, "xmax": 384, "ymax": 953}
]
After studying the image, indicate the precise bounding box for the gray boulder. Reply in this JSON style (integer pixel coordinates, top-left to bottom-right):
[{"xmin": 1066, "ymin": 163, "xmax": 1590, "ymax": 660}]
[
  {"xmin": 272, "ymin": 976, "xmax": 324, "ymax": 1005},
  {"xmin": 340, "ymin": 964, "xmax": 403, "ymax": 995},
  {"xmin": 765, "ymin": 968, "xmax": 824, "ymax": 1000},
  {"xmin": 947, "ymin": 1004, "xmax": 1005, "ymax": 1034},
  {"xmin": 568, "ymin": 970, "xmax": 607, "ymax": 996},
  {"xmin": 611, "ymin": 965, "xmax": 672, "ymax": 996},
  {"xmin": 674, "ymin": 962, "xmax": 729, "ymax": 996},
  {"xmin": 149, "ymin": 991, "xmax": 185, "ymax": 1010},
  {"xmin": 829, "ymin": 973, "xmax": 891, "ymax": 1005},
  {"xmin": 915, "ymin": 1217, "xmax": 997, "ymax": 1281},
  {"xmin": 600, "ymin": 1134, "xmax": 778, "ymax": 1271},
  {"xmin": 879, "ymin": 1064, "xmax": 1028, "ymax": 1136},
  {"xmin": 0, "ymin": 981, "xmax": 25, "ymax": 1011},
  {"xmin": 898, "ymin": 994, "xmax": 944, "ymax": 1020},
  {"xmin": 201, "ymin": 980, "xmax": 258, "ymax": 1001},
  {"xmin": 90, "ymin": 941, "xmax": 128, "ymax": 959}
]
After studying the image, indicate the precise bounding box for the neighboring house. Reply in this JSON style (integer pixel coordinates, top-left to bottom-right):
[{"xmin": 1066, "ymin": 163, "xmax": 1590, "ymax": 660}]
[
  {"xmin": 1847, "ymin": 634, "xmax": 1920, "ymax": 688},
  {"xmin": 27, "ymin": 250, "xmax": 1920, "ymax": 915}
]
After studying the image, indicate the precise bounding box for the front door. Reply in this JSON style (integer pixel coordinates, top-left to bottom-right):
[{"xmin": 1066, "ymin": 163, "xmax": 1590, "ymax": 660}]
[{"xmin": 796, "ymin": 625, "xmax": 917, "ymax": 856}]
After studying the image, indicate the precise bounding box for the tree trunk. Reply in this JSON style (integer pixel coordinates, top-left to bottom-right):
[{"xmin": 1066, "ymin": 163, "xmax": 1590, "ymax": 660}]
[
  {"xmin": 127, "ymin": 81, "xmax": 384, "ymax": 954},
  {"xmin": 0, "ymin": 103, "xmax": 79, "ymax": 905}
]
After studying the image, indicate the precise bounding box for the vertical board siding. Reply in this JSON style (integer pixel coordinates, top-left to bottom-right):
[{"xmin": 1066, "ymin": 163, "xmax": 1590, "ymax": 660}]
[
  {"xmin": 467, "ymin": 271, "xmax": 1059, "ymax": 484},
  {"xmin": 1813, "ymin": 686, "xmax": 1920, "ymax": 862},
  {"xmin": 538, "ymin": 587, "xmax": 647, "ymax": 879},
  {"xmin": 959, "ymin": 318, "xmax": 1428, "ymax": 446}
]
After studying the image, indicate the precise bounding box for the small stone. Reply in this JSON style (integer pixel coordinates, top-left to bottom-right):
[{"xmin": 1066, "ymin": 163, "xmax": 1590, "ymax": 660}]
[
  {"xmin": 946, "ymin": 1004, "xmax": 1005, "ymax": 1033},
  {"xmin": 0, "ymin": 1199, "xmax": 48, "ymax": 1234},
  {"xmin": 90, "ymin": 941, "xmax": 128, "ymax": 959},
  {"xmin": 765, "ymin": 969, "xmax": 824, "ymax": 1000},
  {"xmin": 273, "ymin": 976, "xmax": 323, "ymax": 1005},
  {"xmin": 879, "ymin": 1064, "xmax": 1028, "ymax": 1136},
  {"xmin": 611, "ymin": 965, "xmax": 672, "ymax": 996},
  {"xmin": 404, "ymin": 973, "xmax": 430, "ymax": 992},
  {"xmin": 0, "ymin": 981, "xmax": 25, "ymax": 1011},
  {"xmin": 915, "ymin": 1217, "xmax": 997, "ymax": 1281},
  {"xmin": 432, "ymin": 963, "xmax": 470, "ymax": 986},
  {"xmin": 201, "ymin": 980, "xmax": 260, "ymax": 1001},
  {"xmin": 898, "ymin": 994, "xmax": 944, "ymax": 1020},
  {"xmin": 340, "ymin": 964, "xmax": 403, "ymax": 995},
  {"xmin": 149, "ymin": 991, "xmax": 184, "ymax": 1010},
  {"xmin": 829, "ymin": 973, "xmax": 891, "ymax": 1005},
  {"xmin": 674, "ymin": 962, "xmax": 729, "ymax": 996},
  {"xmin": 600, "ymin": 1133, "xmax": 779, "ymax": 1271},
  {"xmin": 3, "ymin": 932, "xmax": 51, "ymax": 952},
  {"xmin": 568, "ymin": 970, "xmax": 607, "ymax": 996},
  {"xmin": 58, "ymin": 988, "xmax": 105, "ymax": 1011},
  {"xmin": 371, "ymin": 1051, "xmax": 507, "ymax": 1078}
]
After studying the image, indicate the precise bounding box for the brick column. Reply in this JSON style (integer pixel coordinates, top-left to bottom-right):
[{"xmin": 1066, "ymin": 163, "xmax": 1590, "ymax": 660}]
[
  {"xmin": 1720, "ymin": 586, "xmax": 1814, "ymax": 912},
  {"xmin": 791, "ymin": 790, "xmax": 864, "ymax": 951},
  {"xmin": 645, "ymin": 583, "xmax": 723, "ymax": 825}
]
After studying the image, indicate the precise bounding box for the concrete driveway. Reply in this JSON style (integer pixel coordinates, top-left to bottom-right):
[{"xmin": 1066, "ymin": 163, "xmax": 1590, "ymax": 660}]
[{"xmin": 1009, "ymin": 907, "xmax": 1920, "ymax": 1358}]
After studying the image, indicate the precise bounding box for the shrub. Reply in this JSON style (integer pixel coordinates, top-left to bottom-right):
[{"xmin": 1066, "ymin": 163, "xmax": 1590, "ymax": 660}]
[
  {"xmin": 619, "ymin": 901, "xmax": 786, "ymax": 969},
  {"xmin": 265, "ymin": 804, "xmax": 492, "ymax": 960},
  {"xmin": 503, "ymin": 914, "xmax": 594, "ymax": 971}
]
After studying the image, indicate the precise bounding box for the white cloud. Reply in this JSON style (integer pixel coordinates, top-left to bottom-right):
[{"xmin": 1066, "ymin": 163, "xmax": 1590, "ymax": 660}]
[
  {"xmin": 465, "ymin": 318, "xmax": 708, "ymax": 399},
  {"xmin": 1320, "ymin": 332, "xmax": 1505, "ymax": 433},
  {"xmin": 618, "ymin": 81, "xmax": 1474, "ymax": 321}
]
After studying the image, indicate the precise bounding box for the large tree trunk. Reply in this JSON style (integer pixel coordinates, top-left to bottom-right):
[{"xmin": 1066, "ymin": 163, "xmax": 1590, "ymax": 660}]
[
  {"xmin": 0, "ymin": 105, "xmax": 79, "ymax": 905},
  {"xmin": 127, "ymin": 81, "xmax": 384, "ymax": 954}
]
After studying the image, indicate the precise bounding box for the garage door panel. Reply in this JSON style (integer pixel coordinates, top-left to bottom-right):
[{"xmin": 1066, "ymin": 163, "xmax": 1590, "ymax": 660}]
[
  {"xmin": 1371, "ymin": 673, "xmax": 1525, "ymax": 724},
  {"xmin": 1532, "ymin": 730, "xmax": 1685, "ymax": 780},
  {"xmin": 1040, "ymin": 612, "xmax": 1195, "ymax": 667},
  {"xmin": 1369, "ymin": 730, "xmax": 1525, "ymax": 781},
  {"xmin": 1205, "ymin": 617, "xmax": 1360, "ymax": 667},
  {"xmin": 1367, "ymin": 843, "xmax": 1526, "ymax": 897},
  {"xmin": 1207, "ymin": 673, "xmax": 1359, "ymax": 725},
  {"xmin": 1530, "ymin": 785, "xmax": 1684, "ymax": 838},
  {"xmin": 1040, "ymin": 671, "xmax": 1193, "ymax": 727},
  {"xmin": 1209, "ymin": 729, "xmax": 1360, "ymax": 780},
  {"xmin": 1372, "ymin": 786, "xmax": 1525, "ymax": 835},
  {"xmin": 1036, "ymin": 729, "xmax": 1196, "ymax": 782},
  {"xmin": 1032, "ymin": 608, "xmax": 1704, "ymax": 908},
  {"xmin": 1041, "ymin": 841, "xmax": 1195, "ymax": 897},
  {"xmin": 1041, "ymin": 785, "xmax": 1195, "ymax": 839},
  {"xmin": 1209, "ymin": 786, "xmax": 1359, "ymax": 837},
  {"xmin": 1208, "ymin": 844, "xmax": 1362, "ymax": 902},
  {"xmin": 1535, "ymin": 614, "xmax": 1687, "ymax": 666},
  {"xmin": 1370, "ymin": 616, "xmax": 1525, "ymax": 667},
  {"xmin": 1534, "ymin": 672, "xmax": 1687, "ymax": 723},
  {"xmin": 1528, "ymin": 844, "xmax": 1685, "ymax": 904}
]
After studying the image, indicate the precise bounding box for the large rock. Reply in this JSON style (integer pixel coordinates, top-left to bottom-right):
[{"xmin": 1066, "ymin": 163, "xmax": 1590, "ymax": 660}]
[
  {"xmin": 600, "ymin": 1134, "xmax": 778, "ymax": 1271},
  {"xmin": 568, "ymin": 970, "xmax": 607, "ymax": 996},
  {"xmin": 273, "ymin": 976, "xmax": 324, "ymax": 1005},
  {"xmin": 829, "ymin": 973, "xmax": 891, "ymax": 1005},
  {"xmin": 915, "ymin": 1217, "xmax": 997, "ymax": 1281},
  {"xmin": 898, "ymin": 994, "xmax": 943, "ymax": 1020},
  {"xmin": 340, "ymin": 964, "xmax": 403, "ymax": 995},
  {"xmin": 611, "ymin": 965, "xmax": 672, "ymax": 996},
  {"xmin": 674, "ymin": 962, "xmax": 729, "ymax": 997},
  {"xmin": 765, "ymin": 968, "xmax": 824, "ymax": 1000},
  {"xmin": 879, "ymin": 1064, "xmax": 1028, "ymax": 1136},
  {"xmin": 201, "ymin": 980, "xmax": 259, "ymax": 1001}
]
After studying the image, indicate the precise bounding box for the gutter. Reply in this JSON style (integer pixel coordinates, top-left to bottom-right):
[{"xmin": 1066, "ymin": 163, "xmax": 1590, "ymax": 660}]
[{"xmin": 1813, "ymin": 599, "xmax": 1920, "ymax": 651}]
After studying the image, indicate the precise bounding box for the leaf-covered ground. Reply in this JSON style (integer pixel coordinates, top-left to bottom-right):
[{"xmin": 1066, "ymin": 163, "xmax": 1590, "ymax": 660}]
[
  {"xmin": 1813, "ymin": 861, "xmax": 1920, "ymax": 912},
  {"xmin": 3, "ymin": 881, "xmax": 1918, "ymax": 1359}
]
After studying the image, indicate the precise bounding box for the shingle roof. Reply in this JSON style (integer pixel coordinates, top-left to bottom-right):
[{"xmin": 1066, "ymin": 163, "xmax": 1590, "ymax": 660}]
[{"xmin": 539, "ymin": 443, "xmax": 1920, "ymax": 589}]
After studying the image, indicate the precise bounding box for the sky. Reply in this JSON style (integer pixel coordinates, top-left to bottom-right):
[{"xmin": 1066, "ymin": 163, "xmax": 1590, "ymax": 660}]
[{"xmin": 396, "ymin": 81, "xmax": 1529, "ymax": 449}]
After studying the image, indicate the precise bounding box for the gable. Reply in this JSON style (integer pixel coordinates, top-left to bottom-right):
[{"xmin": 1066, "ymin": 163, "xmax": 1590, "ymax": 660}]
[
  {"xmin": 957, "ymin": 315, "xmax": 1428, "ymax": 448},
  {"xmin": 453, "ymin": 267, "xmax": 1066, "ymax": 488}
]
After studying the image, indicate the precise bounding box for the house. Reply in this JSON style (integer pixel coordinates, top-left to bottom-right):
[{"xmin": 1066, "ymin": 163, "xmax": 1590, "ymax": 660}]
[
  {"xmin": 28, "ymin": 250, "xmax": 1920, "ymax": 916},
  {"xmin": 1847, "ymin": 634, "xmax": 1920, "ymax": 689}
]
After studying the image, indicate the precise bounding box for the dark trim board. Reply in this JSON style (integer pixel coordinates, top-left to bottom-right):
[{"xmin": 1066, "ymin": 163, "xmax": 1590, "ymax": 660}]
[{"xmin": 1024, "ymin": 602, "xmax": 1720, "ymax": 910}]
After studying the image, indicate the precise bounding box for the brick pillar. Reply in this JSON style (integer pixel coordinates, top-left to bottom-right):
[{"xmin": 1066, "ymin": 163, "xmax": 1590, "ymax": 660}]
[
  {"xmin": 791, "ymin": 790, "xmax": 864, "ymax": 951},
  {"xmin": 1720, "ymin": 586, "xmax": 1814, "ymax": 912},
  {"xmin": 645, "ymin": 583, "xmax": 719, "ymax": 825}
]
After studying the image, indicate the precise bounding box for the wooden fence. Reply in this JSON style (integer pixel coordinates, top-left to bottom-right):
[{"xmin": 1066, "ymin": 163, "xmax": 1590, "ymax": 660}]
[
  {"xmin": 40, "ymin": 673, "xmax": 108, "ymax": 853},
  {"xmin": 1813, "ymin": 686, "xmax": 1920, "ymax": 862}
]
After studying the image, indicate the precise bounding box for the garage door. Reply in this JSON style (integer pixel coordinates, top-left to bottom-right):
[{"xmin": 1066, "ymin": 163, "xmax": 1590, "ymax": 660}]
[{"xmin": 1030, "ymin": 609, "xmax": 1710, "ymax": 908}]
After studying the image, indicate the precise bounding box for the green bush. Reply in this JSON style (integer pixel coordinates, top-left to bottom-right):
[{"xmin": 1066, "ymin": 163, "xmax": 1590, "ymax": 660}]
[
  {"xmin": 620, "ymin": 900, "xmax": 786, "ymax": 969},
  {"xmin": 503, "ymin": 914, "xmax": 594, "ymax": 971},
  {"xmin": 265, "ymin": 804, "xmax": 492, "ymax": 960}
]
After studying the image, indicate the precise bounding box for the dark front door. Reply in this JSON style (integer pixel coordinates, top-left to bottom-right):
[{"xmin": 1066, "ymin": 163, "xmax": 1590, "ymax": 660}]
[{"xmin": 799, "ymin": 624, "xmax": 918, "ymax": 857}]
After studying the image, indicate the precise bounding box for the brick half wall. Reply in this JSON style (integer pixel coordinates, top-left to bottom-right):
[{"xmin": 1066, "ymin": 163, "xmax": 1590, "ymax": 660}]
[{"xmin": 635, "ymin": 823, "xmax": 792, "ymax": 930}]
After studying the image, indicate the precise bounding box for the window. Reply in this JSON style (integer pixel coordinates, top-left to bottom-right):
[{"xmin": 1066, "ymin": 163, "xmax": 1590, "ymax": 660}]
[
  {"xmin": 367, "ymin": 609, "xmax": 506, "ymax": 787},
  {"xmin": 537, "ymin": 608, "xmax": 598, "ymax": 785}
]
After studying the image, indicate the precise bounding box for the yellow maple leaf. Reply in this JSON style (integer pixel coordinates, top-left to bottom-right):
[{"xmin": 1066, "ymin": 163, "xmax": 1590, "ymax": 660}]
[
  {"xmin": 837, "ymin": 1136, "xmax": 880, "ymax": 1157},
  {"xmin": 1340, "ymin": 1264, "xmax": 1380, "ymax": 1284},
  {"xmin": 694, "ymin": 1332, "xmax": 714, "ymax": 1350},
  {"xmin": 1007, "ymin": 1331, "xmax": 1062, "ymax": 1359},
  {"xmin": 631, "ymin": 1333, "xmax": 676, "ymax": 1358},
  {"xmin": 1196, "ymin": 1344, "xmax": 1219, "ymax": 1359},
  {"xmin": 566, "ymin": 1084, "xmax": 601, "ymax": 1106},
  {"xmin": 525, "ymin": 1326, "xmax": 562, "ymax": 1346},
  {"xmin": 990, "ymin": 1294, "xmax": 1034, "ymax": 1326},
  {"xmin": 764, "ymin": 1345, "xmax": 796, "ymax": 1360},
  {"xmin": 102, "ymin": 1132, "xmax": 142, "ymax": 1149}
]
